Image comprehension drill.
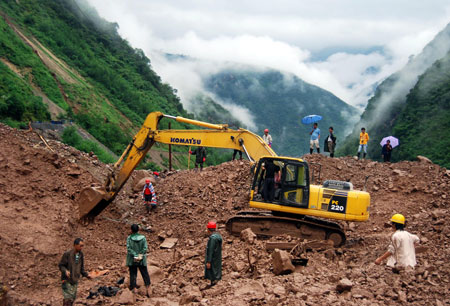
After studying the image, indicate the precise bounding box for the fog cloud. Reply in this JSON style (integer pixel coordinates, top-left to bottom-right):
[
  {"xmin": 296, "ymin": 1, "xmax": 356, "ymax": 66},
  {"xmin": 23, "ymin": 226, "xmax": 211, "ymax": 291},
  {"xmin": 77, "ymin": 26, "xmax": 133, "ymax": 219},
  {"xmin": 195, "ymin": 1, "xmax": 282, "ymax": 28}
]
[{"xmin": 86, "ymin": 0, "xmax": 450, "ymax": 110}]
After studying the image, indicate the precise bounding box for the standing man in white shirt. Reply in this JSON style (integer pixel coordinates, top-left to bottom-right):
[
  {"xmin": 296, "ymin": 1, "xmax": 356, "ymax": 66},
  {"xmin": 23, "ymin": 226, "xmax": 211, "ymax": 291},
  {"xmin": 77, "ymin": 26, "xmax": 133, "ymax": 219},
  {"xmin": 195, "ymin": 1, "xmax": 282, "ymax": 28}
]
[
  {"xmin": 263, "ymin": 129, "xmax": 272, "ymax": 147},
  {"xmin": 309, "ymin": 123, "xmax": 320, "ymax": 154},
  {"xmin": 375, "ymin": 214, "xmax": 420, "ymax": 269}
]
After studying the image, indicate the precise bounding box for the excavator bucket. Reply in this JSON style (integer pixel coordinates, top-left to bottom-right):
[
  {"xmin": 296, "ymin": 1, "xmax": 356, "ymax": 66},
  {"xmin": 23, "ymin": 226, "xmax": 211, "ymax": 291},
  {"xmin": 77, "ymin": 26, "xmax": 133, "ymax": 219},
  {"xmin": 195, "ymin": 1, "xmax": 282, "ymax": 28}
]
[{"xmin": 78, "ymin": 186, "xmax": 110, "ymax": 220}]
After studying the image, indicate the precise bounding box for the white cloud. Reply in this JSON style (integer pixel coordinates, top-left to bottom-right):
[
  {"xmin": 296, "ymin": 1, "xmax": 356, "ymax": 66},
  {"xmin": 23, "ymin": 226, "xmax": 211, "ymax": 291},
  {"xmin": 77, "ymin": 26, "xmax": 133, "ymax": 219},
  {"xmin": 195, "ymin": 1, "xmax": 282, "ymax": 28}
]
[{"xmin": 86, "ymin": 0, "xmax": 450, "ymax": 109}]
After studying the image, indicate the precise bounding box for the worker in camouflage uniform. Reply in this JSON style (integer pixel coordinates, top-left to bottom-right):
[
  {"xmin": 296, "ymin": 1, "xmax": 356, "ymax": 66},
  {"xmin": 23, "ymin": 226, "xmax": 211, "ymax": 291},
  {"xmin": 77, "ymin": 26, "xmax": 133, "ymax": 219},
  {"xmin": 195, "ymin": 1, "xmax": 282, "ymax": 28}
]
[
  {"xmin": 205, "ymin": 221, "xmax": 222, "ymax": 287},
  {"xmin": 58, "ymin": 238, "xmax": 91, "ymax": 306}
]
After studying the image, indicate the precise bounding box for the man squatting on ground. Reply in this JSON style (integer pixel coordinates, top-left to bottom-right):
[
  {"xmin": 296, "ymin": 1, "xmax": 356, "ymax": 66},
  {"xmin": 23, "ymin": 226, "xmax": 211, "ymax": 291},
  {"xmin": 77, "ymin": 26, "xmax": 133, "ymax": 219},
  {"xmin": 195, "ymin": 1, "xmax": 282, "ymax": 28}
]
[
  {"xmin": 58, "ymin": 238, "xmax": 91, "ymax": 306},
  {"xmin": 375, "ymin": 214, "xmax": 420, "ymax": 269}
]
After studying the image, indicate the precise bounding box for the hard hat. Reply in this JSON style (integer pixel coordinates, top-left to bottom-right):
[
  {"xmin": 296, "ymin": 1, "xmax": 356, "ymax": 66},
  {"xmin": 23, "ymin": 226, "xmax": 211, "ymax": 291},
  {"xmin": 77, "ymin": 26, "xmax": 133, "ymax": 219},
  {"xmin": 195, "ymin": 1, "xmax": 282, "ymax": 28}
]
[
  {"xmin": 390, "ymin": 213, "xmax": 405, "ymax": 225},
  {"xmin": 207, "ymin": 221, "xmax": 216, "ymax": 229},
  {"xmin": 264, "ymin": 129, "xmax": 269, "ymax": 133},
  {"xmin": 145, "ymin": 179, "xmax": 150, "ymax": 184}
]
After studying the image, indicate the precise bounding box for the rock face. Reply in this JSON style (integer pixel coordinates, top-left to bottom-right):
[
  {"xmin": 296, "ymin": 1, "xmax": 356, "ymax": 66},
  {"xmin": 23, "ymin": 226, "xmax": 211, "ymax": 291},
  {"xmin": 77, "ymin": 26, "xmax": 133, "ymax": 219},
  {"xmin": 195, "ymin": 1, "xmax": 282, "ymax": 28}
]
[
  {"xmin": 272, "ymin": 249, "xmax": 295, "ymax": 275},
  {"xmin": 240, "ymin": 228, "xmax": 257, "ymax": 243}
]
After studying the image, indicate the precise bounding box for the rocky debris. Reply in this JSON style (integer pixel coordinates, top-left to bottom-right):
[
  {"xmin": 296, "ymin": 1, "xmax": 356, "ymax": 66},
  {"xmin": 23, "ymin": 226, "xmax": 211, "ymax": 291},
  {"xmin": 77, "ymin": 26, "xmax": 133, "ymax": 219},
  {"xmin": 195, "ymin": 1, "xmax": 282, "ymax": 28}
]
[
  {"xmin": 271, "ymin": 249, "xmax": 295, "ymax": 275},
  {"xmin": 233, "ymin": 281, "xmax": 265, "ymax": 301},
  {"xmin": 240, "ymin": 228, "xmax": 256, "ymax": 244},
  {"xmin": 160, "ymin": 238, "xmax": 178, "ymax": 249},
  {"xmin": 179, "ymin": 285, "xmax": 202, "ymax": 304},
  {"xmin": 143, "ymin": 298, "xmax": 179, "ymax": 306},
  {"xmin": 0, "ymin": 124, "xmax": 450, "ymax": 305},
  {"xmin": 336, "ymin": 278, "xmax": 353, "ymax": 292},
  {"xmin": 115, "ymin": 288, "xmax": 135, "ymax": 305},
  {"xmin": 148, "ymin": 266, "xmax": 164, "ymax": 283}
]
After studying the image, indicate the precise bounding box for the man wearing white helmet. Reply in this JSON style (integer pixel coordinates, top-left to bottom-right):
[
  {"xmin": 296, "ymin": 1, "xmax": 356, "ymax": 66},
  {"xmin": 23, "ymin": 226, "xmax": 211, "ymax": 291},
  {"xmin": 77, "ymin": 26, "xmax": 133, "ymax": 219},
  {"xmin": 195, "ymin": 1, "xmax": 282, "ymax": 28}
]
[{"xmin": 375, "ymin": 214, "xmax": 420, "ymax": 268}]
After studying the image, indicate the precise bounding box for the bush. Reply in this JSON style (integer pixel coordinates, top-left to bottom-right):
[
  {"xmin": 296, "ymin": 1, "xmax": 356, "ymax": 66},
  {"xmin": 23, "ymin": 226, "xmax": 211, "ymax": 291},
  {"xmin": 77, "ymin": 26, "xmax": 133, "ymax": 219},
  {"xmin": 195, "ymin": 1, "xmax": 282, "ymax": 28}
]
[{"xmin": 61, "ymin": 126, "xmax": 115, "ymax": 163}]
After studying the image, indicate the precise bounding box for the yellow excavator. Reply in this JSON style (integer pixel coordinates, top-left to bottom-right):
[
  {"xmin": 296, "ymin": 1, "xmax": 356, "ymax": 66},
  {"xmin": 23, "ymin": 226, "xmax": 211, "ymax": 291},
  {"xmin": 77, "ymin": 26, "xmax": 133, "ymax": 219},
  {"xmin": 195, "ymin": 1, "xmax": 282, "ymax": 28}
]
[{"xmin": 79, "ymin": 112, "xmax": 370, "ymax": 246}]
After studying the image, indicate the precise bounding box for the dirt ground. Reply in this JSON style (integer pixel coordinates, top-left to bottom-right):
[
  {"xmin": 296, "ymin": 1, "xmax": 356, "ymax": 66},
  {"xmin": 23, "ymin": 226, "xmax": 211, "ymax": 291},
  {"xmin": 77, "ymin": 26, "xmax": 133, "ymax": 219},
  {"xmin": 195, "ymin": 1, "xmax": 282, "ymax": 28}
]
[{"xmin": 0, "ymin": 123, "xmax": 449, "ymax": 305}]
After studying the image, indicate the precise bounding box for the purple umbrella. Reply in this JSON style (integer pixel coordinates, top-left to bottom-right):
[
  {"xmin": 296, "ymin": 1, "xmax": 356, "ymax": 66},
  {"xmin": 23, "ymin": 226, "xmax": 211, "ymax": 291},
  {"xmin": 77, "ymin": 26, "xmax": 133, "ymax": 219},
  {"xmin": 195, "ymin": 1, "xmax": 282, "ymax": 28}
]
[{"xmin": 380, "ymin": 136, "xmax": 399, "ymax": 148}]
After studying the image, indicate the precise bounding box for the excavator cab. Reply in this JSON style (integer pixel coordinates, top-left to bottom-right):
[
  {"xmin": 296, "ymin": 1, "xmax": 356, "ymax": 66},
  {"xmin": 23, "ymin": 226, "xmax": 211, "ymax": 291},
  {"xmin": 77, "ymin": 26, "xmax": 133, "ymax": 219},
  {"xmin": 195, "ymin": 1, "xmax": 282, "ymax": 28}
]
[{"xmin": 251, "ymin": 157, "xmax": 310, "ymax": 208}]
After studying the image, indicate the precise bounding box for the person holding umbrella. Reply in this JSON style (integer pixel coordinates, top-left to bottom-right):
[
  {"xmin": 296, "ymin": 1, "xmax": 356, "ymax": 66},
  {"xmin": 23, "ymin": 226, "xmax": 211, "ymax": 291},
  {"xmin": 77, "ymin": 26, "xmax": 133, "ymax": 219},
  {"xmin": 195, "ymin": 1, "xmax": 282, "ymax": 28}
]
[
  {"xmin": 381, "ymin": 140, "xmax": 393, "ymax": 162},
  {"xmin": 380, "ymin": 136, "xmax": 399, "ymax": 162},
  {"xmin": 301, "ymin": 115, "xmax": 322, "ymax": 154},
  {"xmin": 309, "ymin": 122, "xmax": 321, "ymax": 154}
]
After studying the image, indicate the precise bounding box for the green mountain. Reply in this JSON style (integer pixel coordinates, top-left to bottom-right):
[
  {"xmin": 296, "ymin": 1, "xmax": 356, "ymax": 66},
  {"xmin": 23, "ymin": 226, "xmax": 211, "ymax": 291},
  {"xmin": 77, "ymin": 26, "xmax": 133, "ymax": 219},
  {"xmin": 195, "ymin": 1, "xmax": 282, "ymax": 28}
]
[
  {"xmin": 204, "ymin": 68, "xmax": 359, "ymax": 156},
  {"xmin": 337, "ymin": 23, "xmax": 450, "ymax": 168},
  {"xmin": 391, "ymin": 51, "xmax": 450, "ymax": 168},
  {"xmin": 0, "ymin": 0, "xmax": 189, "ymax": 158}
]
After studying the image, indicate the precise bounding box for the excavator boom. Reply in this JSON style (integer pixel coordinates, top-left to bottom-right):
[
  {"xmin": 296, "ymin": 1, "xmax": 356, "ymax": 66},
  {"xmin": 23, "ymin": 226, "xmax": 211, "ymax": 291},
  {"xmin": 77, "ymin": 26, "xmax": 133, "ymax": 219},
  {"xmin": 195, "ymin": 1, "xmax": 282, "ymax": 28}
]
[{"xmin": 78, "ymin": 112, "xmax": 274, "ymax": 219}]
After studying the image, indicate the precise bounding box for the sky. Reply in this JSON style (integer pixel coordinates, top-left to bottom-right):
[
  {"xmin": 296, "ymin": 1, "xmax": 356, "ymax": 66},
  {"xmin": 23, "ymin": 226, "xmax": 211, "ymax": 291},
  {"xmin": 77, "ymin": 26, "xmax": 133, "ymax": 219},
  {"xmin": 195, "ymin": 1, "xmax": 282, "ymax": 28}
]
[{"xmin": 86, "ymin": 0, "xmax": 450, "ymax": 111}]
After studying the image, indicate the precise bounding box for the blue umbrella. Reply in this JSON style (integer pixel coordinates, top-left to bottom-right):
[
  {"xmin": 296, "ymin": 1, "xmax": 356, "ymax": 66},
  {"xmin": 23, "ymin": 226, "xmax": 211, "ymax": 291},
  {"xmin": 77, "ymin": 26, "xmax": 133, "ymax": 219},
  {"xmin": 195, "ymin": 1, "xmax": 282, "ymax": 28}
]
[{"xmin": 301, "ymin": 115, "xmax": 322, "ymax": 125}]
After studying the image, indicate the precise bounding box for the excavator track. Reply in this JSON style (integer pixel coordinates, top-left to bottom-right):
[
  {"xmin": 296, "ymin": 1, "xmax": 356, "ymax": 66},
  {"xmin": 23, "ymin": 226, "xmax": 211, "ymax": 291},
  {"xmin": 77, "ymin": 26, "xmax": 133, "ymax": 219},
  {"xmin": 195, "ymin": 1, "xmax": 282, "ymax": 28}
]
[{"xmin": 226, "ymin": 211, "xmax": 346, "ymax": 247}]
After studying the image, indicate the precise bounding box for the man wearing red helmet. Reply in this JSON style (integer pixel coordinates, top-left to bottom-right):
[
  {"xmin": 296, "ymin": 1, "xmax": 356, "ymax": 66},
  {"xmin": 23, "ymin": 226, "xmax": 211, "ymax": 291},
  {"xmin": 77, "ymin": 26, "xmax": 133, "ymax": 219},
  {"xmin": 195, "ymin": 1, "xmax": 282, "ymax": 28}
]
[
  {"xmin": 142, "ymin": 179, "xmax": 157, "ymax": 213},
  {"xmin": 262, "ymin": 128, "xmax": 272, "ymax": 147},
  {"xmin": 205, "ymin": 221, "xmax": 222, "ymax": 287}
]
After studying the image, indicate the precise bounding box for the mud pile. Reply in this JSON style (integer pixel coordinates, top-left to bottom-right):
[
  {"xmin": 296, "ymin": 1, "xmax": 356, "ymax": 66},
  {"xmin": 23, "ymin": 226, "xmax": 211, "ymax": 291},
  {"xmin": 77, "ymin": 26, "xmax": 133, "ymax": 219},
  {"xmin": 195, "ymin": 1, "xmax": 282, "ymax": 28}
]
[{"xmin": 0, "ymin": 123, "xmax": 449, "ymax": 305}]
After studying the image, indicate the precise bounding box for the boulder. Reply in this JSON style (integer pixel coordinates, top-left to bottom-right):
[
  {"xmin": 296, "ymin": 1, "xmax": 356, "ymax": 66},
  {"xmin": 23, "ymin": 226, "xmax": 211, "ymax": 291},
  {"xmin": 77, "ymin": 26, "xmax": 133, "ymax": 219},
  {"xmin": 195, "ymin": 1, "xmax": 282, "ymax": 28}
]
[
  {"xmin": 272, "ymin": 285, "xmax": 286, "ymax": 296},
  {"xmin": 133, "ymin": 176, "xmax": 156, "ymax": 192},
  {"xmin": 232, "ymin": 261, "xmax": 247, "ymax": 272},
  {"xmin": 272, "ymin": 249, "xmax": 295, "ymax": 275},
  {"xmin": 336, "ymin": 278, "xmax": 353, "ymax": 292},
  {"xmin": 234, "ymin": 281, "xmax": 265, "ymax": 300},
  {"xmin": 180, "ymin": 285, "xmax": 202, "ymax": 304},
  {"xmin": 416, "ymin": 155, "xmax": 432, "ymax": 164},
  {"xmin": 149, "ymin": 266, "xmax": 164, "ymax": 283},
  {"xmin": 141, "ymin": 298, "xmax": 179, "ymax": 306},
  {"xmin": 240, "ymin": 228, "xmax": 257, "ymax": 243},
  {"xmin": 116, "ymin": 288, "xmax": 135, "ymax": 305}
]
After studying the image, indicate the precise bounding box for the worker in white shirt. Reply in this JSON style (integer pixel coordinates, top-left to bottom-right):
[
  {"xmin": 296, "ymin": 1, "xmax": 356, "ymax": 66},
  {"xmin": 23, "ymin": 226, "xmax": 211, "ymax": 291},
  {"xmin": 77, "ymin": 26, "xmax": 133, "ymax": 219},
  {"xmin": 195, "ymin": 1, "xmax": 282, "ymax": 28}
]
[
  {"xmin": 263, "ymin": 129, "xmax": 272, "ymax": 147},
  {"xmin": 375, "ymin": 214, "xmax": 420, "ymax": 268}
]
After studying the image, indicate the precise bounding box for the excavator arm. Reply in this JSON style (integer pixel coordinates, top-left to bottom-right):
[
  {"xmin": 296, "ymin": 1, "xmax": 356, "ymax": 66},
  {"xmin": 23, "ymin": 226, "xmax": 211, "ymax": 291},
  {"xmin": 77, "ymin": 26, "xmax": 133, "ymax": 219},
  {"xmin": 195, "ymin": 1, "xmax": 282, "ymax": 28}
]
[{"xmin": 78, "ymin": 111, "xmax": 275, "ymax": 219}]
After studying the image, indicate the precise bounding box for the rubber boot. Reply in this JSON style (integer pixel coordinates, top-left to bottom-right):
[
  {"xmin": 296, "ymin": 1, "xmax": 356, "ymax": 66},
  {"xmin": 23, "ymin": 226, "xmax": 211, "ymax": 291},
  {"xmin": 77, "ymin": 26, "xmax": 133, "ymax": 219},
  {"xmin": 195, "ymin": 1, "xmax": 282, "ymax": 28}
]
[
  {"xmin": 310, "ymin": 148, "xmax": 313, "ymax": 154},
  {"xmin": 317, "ymin": 148, "xmax": 320, "ymax": 153},
  {"xmin": 330, "ymin": 153, "xmax": 334, "ymax": 158},
  {"xmin": 357, "ymin": 152, "xmax": 360, "ymax": 160},
  {"xmin": 363, "ymin": 153, "xmax": 366, "ymax": 159},
  {"xmin": 63, "ymin": 300, "xmax": 73, "ymax": 306}
]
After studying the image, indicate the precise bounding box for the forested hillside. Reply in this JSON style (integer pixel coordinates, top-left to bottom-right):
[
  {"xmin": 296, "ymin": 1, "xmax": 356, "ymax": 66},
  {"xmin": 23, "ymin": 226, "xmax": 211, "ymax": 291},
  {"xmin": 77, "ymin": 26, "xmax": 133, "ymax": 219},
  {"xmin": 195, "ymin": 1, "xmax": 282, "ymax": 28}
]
[
  {"xmin": 391, "ymin": 51, "xmax": 450, "ymax": 168},
  {"xmin": 205, "ymin": 69, "xmax": 359, "ymax": 156},
  {"xmin": 337, "ymin": 23, "xmax": 450, "ymax": 168},
  {"xmin": 0, "ymin": 0, "xmax": 188, "ymax": 159}
]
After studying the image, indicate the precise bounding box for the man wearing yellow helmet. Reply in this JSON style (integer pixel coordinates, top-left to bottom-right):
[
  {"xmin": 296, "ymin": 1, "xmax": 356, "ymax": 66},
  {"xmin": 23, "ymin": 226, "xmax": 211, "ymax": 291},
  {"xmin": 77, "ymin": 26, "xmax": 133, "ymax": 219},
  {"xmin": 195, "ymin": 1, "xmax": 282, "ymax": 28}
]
[{"xmin": 375, "ymin": 214, "xmax": 420, "ymax": 268}]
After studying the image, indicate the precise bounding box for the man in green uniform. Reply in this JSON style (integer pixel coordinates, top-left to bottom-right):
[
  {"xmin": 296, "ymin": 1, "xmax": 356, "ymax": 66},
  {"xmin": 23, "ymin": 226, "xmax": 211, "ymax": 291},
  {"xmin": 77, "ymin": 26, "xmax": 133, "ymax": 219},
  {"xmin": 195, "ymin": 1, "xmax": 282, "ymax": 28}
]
[
  {"xmin": 58, "ymin": 238, "xmax": 91, "ymax": 306},
  {"xmin": 126, "ymin": 224, "xmax": 151, "ymax": 297},
  {"xmin": 205, "ymin": 221, "xmax": 222, "ymax": 287}
]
